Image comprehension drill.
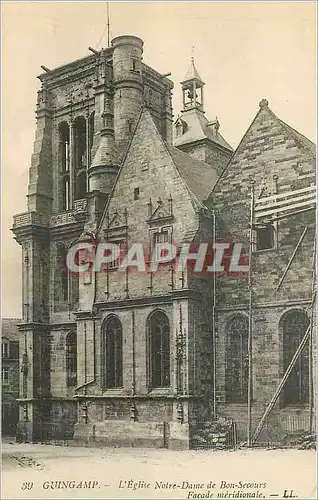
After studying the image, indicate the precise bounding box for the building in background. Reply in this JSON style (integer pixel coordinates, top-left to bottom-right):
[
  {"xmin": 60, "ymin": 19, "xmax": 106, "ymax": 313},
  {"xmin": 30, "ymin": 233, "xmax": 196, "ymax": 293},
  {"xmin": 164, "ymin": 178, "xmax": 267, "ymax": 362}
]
[
  {"xmin": 12, "ymin": 35, "xmax": 316, "ymax": 449},
  {"xmin": 1, "ymin": 319, "xmax": 20, "ymax": 436}
]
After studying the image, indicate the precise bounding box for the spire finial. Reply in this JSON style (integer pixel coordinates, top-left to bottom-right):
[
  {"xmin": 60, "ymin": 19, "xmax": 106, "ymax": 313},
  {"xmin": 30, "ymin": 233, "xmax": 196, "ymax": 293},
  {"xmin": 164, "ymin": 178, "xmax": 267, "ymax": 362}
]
[
  {"xmin": 107, "ymin": 2, "xmax": 110, "ymax": 48},
  {"xmin": 191, "ymin": 44, "xmax": 195, "ymax": 63},
  {"xmin": 259, "ymin": 98, "xmax": 269, "ymax": 109}
]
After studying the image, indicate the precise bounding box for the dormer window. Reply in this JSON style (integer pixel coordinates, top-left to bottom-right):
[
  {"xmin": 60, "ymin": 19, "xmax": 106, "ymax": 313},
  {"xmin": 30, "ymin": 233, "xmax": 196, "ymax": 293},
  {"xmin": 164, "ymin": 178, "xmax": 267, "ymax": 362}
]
[
  {"xmin": 175, "ymin": 118, "xmax": 187, "ymax": 138},
  {"xmin": 207, "ymin": 118, "xmax": 220, "ymax": 136},
  {"xmin": 176, "ymin": 121, "xmax": 184, "ymax": 138}
]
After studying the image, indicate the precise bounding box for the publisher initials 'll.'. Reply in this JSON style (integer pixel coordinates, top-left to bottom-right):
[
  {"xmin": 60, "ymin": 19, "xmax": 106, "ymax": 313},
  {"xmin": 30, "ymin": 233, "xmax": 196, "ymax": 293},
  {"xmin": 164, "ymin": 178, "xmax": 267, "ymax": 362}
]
[{"xmin": 283, "ymin": 490, "xmax": 297, "ymax": 498}]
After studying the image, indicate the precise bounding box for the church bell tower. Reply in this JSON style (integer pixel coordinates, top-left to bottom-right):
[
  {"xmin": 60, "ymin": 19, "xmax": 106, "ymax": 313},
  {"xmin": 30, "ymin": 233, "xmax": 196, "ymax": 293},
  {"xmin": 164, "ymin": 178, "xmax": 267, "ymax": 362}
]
[
  {"xmin": 181, "ymin": 57, "xmax": 205, "ymax": 112},
  {"xmin": 174, "ymin": 57, "xmax": 233, "ymax": 174}
]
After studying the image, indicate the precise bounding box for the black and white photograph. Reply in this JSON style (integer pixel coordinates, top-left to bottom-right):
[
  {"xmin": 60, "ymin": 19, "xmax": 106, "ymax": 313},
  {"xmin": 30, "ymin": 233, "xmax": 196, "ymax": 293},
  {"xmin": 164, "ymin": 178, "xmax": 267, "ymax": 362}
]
[{"xmin": 1, "ymin": 1, "xmax": 317, "ymax": 498}]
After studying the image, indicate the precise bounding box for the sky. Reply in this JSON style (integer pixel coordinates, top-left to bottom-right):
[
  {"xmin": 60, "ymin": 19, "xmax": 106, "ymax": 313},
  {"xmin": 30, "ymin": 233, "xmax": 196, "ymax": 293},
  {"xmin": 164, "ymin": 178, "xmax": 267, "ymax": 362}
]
[{"xmin": 1, "ymin": 1, "xmax": 316, "ymax": 317}]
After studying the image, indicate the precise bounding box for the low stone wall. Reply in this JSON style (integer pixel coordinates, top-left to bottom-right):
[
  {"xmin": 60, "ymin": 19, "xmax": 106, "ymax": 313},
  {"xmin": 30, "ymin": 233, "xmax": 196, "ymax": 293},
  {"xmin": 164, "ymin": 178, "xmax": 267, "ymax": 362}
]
[{"xmin": 73, "ymin": 420, "xmax": 191, "ymax": 449}]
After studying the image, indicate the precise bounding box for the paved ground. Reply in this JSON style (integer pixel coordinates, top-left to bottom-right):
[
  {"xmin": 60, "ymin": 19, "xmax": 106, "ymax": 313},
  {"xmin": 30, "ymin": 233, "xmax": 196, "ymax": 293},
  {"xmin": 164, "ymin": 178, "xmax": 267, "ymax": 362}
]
[{"xmin": 1, "ymin": 441, "xmax": 316, "ymax": 499}]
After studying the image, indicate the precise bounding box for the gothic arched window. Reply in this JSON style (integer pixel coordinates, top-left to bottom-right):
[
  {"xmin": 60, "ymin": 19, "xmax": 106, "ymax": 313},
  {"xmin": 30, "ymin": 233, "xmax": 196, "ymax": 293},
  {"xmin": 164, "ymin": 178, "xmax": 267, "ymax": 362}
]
[
  {"xmin": 62, "ymin": 176, "xmax": 70, "ymax": 211},
  {"xmin": 282, "ymin": 310, "xmax": 310, "ymax": 406},
  {"xmin": 76, "ymin": 171, "xmax": 87, "ymax": 200},
  {"xmin": 59, "ymin": 122, "xmax": 70, "ymax": 172},
  {"xmin": 74, "ymin": 116, "xmax": 87, "ymax": 169},
  {"xmin": 89, "ymin": 111, "xmax": 95, "ymax": 159},
  {"xmin": 148, "ymin": 311, "xmax": 170, "ymax": 389},
  {"xmin": 57, "ymin": 244, "xmax": 69, "ymax": 303},
  {"xmin": 59, "ymin": 122, "xmax": 71, "ymax": 211},
  {"xmin": 225, "ymin": 315, "xmax": 249, "ymax": 403},
  {"xmin": 103, "ymin": 316, "xmax": 123, "ymax": 388},
  {"xmin": 66, "ymin": 331, "xmax": 77, "ymax": 387}
]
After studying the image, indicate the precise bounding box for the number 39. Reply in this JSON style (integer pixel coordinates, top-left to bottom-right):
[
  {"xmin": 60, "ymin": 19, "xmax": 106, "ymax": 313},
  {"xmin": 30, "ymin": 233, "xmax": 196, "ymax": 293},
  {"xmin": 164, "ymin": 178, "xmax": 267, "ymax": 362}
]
[{"xmin": 21, "ymin": 482, "xmax": 34, "ymax": 490}]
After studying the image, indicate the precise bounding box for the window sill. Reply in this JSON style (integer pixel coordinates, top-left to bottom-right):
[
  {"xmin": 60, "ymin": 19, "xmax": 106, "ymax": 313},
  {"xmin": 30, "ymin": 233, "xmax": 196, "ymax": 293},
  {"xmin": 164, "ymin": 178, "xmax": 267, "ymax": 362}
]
[
  {"xmin": 254, "ymin": 247, "xmax": 277, "ymax": 254},
  {"xmin": 148, "ymin": 388, "xmax": 172, "ymax": 397},
  {"xmin": 101, "ymin": 388, "xmax": 125, "ymax": 397},
  {"xmin": 280, "ymin": 405, "xmax": 310, "ymax": 411},
  {"xmin": 222, "ymin": 402, "xmax": 248, "ymax": 407}
]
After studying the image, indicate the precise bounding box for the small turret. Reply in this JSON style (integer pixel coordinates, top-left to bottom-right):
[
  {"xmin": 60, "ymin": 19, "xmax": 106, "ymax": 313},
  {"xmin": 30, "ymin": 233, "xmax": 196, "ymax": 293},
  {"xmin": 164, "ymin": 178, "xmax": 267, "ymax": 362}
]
[
  {"xmin": 83, "ymin": 89, "xmax": 118, "ymax": 233},
  {"xmin": 27, "ymin": 83, "xmax": 53, "ymax": 214},
  {"xmin": 112, "ymin": 35, "xmax": 144, "ymax": 159},
  {"xmin": 89, "ymin": 91, "xmax": 118, "ymax": 194}
]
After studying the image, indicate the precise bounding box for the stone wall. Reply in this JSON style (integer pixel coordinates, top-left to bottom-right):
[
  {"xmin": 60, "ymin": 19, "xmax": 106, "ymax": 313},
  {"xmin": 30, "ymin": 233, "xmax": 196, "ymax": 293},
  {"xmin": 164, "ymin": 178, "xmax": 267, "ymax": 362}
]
[{"xmin": 206, "ymin": 102, "xmax": 316, "ymax": 442}]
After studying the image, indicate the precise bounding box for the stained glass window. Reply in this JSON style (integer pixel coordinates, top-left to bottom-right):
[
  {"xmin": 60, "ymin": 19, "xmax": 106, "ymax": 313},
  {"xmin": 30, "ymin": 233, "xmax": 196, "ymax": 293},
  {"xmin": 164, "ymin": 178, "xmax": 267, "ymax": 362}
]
[
  {"xmin": 148, "ymin": 311, "xmax": 170, "ymax": 388},
  {"xmin": 282, "ymin": 310, "xmax": 309, "ymax": 406},
  {"xmin": 225, "ymin": 315, "xmax": 249, "ymax": 403},
  {"xmin": 66, "ymin": 331, "xmax": 77, "ymax": 387},
  {"xmin": 103, "ymin": 317, "xmax": 123, "ymax": 388}
]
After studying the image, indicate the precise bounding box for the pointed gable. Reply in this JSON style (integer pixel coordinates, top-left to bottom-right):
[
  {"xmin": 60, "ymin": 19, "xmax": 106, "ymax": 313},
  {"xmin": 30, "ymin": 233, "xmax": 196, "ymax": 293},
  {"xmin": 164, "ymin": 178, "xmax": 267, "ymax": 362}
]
[
  {"xmin": 99, "ymin": 106, "xmax": 221, "ymax": 234},
  {"xmin": 95, "ymin": 107, "xmax": 217, "ymax": 303},
  {"xmin": 205, "ymin": 99, "xmax": 316, "ymax": 309},
  {"xmin": 98, "ymin": 107, "xmax": 201, "ymax": 235},
  {"xmin": 210, "ymin": 99, "xmax": 316, "ymax": 202}
]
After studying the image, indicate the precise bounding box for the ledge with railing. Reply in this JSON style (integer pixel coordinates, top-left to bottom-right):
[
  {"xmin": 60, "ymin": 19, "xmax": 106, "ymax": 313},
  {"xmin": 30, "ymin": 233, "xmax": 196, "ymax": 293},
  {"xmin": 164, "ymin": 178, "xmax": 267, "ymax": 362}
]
[
  {"xmin": 13, "ymin": 212, "xmax": 49, "ymax": 229},
  {"xmin": 13, "ymin": 199, "xmax": 88, "ymax": 229}
]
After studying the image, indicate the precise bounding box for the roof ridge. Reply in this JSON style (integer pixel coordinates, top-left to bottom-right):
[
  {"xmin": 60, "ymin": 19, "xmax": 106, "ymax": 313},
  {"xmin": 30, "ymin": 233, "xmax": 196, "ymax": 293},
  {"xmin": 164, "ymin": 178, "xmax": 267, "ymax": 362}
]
[{"xmin": 131, "ymin": 111, "xmax": 203, "ymax": 210}]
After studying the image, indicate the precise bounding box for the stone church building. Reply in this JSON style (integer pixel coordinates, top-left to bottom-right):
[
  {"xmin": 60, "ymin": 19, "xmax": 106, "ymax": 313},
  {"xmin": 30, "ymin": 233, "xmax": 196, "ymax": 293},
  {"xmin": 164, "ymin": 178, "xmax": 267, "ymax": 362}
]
[{"xmin": 12, "ymin": 35, "xmax": 316, "ymax": 448}]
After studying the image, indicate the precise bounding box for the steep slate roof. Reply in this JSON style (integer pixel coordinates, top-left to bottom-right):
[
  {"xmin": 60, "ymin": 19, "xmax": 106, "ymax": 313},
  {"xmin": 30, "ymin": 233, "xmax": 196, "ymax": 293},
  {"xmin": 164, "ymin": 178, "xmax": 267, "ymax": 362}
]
[
  {"xmin": 122, "ymin": 107, "xmax": 222, "ymax": 205},
  {"xmin": 1, "ymin": 318, "xmax": 21, "ymax": 342},
  {"xmin": 165, "ymin": 142, "xmax": 219, "ymax": 203},
  {"xmin": 99, "ymin": 106, "xmax": 222, "ymax": 233},
  {"xmin": 174, "ymin": 108, "xmax": 233, "ymax": 152}
]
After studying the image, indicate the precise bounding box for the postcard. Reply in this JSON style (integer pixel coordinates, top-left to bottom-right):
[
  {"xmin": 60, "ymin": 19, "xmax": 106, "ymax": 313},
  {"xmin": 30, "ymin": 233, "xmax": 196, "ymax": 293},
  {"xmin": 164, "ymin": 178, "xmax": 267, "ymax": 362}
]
[{"xmin": 1, "ymin": 2, "xmax": 316, "ymax": 499}]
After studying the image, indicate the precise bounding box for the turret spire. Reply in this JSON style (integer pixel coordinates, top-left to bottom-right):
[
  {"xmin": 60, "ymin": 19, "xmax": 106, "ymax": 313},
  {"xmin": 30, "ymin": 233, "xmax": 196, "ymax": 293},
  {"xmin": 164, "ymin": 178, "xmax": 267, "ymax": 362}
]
[
  {"xmin": 89, "ymin": 90, "xmax": 118, "ymax": 193},
  {"xmin": 181, "ymin": 56, "xmax": 205, "ymax": 112}
]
